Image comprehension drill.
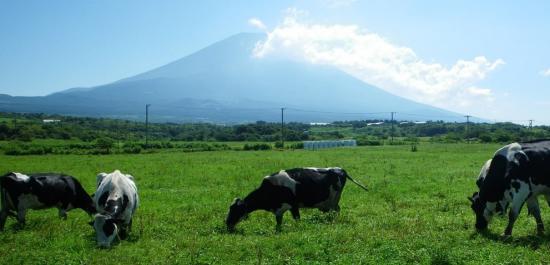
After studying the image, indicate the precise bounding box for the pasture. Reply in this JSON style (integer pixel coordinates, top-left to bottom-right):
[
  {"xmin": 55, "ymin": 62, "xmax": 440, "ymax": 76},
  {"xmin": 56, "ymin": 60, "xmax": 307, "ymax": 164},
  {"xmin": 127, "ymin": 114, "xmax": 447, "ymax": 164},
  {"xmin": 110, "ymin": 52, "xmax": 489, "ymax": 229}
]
[{"xmin": 1, "ymin": 143, "xmax": 550, "ymax": 264}]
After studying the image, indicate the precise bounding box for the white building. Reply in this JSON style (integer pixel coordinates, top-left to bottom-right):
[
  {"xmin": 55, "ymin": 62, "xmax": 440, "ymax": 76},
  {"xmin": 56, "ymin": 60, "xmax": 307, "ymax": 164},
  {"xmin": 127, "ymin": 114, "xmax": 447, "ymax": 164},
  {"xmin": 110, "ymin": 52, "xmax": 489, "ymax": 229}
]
[{"xmin": 303, "ymin": 139, "xmax": 357, "ymax": 150}]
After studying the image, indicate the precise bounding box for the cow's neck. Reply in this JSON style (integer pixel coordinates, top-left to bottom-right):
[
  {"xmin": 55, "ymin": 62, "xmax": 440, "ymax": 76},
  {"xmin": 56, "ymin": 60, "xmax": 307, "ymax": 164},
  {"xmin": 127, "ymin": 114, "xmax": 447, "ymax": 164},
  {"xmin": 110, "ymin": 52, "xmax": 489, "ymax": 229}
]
[{"xmin": 243, "ymin": 188, "xmax": 266, "ymax": 213}]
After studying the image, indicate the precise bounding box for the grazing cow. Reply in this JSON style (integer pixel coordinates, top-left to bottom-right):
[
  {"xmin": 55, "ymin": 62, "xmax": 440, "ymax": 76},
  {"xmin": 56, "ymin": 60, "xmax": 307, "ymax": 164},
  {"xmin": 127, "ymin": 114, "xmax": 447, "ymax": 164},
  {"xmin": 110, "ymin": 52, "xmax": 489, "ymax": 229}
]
[
  {"xmin": 92, "ymin": 170, "xmax": 139, "ymax": 247},
  {"xmin": 469, "ymin": 140, "xmax": 550, "ymax": 237},
  {"xmin": 0, "ymin": 172, "xmax": 95, "ymax": 230},
  {"xmin": 226, "ymin": 167, "xmax": 368, "ymax": 231}
]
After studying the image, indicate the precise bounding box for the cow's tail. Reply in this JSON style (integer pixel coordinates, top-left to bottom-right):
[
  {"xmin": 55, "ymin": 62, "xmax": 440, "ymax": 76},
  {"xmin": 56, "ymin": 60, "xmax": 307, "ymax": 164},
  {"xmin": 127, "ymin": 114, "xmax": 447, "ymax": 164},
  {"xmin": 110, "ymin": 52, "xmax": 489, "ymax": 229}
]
[{"xmin": 342, "ymin": 170, "xmax": 368, "ymax": 191}]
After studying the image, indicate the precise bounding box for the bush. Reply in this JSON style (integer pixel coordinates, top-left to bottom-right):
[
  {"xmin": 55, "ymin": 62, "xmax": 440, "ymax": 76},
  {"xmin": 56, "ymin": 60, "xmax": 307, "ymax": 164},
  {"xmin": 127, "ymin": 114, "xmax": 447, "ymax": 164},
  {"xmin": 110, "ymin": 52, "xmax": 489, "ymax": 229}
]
[
  {"xmin": 290, "ymin": 142, "xmax": 304, "ymax": 149},
  {"xmin": 356, "ymin": 137, "xmax": 383, "ymax": 146},
  {"xmin": 479, "ymin": 134, "xmax": 492, "ymax": 143},
  {"xmin": 243, "ymin": 143, "xmax": 272, "ymax": 151},
  {"xmin": 123, "ymin": 144, "xmax": 142, "ymax": 154},
  {"xmin": 95, "ymin": 137, "xmax": 114, "ymax": 152}
]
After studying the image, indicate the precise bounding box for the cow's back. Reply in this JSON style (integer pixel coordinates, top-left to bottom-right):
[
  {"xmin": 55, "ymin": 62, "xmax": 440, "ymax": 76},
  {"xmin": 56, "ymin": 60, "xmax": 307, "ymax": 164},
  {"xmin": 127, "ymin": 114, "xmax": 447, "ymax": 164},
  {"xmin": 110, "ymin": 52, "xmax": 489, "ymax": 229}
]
[
  {"xmin": 287, "ymin": 168, "xmax": 346, "ymax": 207},
  {"xmin": 521, "ymin": 140, "xmax": 550, "ymax": 185}
]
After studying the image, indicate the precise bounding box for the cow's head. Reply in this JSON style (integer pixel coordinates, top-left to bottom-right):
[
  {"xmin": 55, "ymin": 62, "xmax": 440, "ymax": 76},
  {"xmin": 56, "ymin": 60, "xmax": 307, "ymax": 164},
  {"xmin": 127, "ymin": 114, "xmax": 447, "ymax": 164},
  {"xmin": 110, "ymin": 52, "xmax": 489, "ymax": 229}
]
[
  {"xmin": 226, "ymin": 198, "xmax": 248, "ymax": 231},
  {"xmin": 469, "ymin": 192, "xmax": 492, "ymax": 230},
  {"xmin": 92, "ymin": 214, "xmax": 118, "ymax": 248}
]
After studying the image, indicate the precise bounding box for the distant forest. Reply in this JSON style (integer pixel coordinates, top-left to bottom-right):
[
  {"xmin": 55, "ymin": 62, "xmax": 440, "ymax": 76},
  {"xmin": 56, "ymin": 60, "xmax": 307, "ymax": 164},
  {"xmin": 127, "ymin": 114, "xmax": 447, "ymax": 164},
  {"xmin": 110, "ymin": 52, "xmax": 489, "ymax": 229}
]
[{"xmin": 0, "ymin": 112, "xmax": 549, "ymax": 155}]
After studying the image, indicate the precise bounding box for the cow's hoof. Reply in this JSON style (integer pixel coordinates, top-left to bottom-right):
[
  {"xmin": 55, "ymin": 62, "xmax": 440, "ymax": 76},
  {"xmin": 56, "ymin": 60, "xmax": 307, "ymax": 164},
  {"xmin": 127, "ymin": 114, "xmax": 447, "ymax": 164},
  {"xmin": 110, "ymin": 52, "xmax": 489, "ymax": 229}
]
[{"xmin": 501, "ymin": 234, "xmax": 512, "ymax": 241}]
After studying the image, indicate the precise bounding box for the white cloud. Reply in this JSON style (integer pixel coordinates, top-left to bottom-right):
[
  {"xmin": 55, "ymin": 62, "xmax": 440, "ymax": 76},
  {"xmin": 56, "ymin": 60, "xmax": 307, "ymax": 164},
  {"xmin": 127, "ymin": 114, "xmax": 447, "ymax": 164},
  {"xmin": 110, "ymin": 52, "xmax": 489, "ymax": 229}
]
[
  {"xmin": 253, "ymin": 13, "xmax": 504, "ymax": 112},
  {"xmin": 248, "ymin": 18, "xmax": 266, "ymax": 30},
  {"xmin": 541, "ymin": 68, "xmax": 550, "ymax": 77}
]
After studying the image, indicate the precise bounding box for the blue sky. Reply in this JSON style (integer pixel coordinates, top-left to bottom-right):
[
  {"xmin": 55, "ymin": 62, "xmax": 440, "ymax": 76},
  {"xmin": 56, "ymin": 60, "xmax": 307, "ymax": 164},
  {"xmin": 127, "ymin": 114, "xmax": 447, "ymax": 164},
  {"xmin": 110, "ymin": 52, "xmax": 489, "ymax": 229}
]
[{"xmin": 1, "ymin": 0, "xmax": 549, "ymax": 124}]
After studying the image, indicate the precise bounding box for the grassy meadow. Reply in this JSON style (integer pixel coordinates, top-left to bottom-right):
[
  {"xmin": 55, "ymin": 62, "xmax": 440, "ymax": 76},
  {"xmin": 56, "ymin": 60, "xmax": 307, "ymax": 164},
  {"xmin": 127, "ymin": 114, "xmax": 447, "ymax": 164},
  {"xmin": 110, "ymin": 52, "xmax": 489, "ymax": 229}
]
[{"xmin": 2, "ymin": 143, "xmax": 550, "ymax": 264}]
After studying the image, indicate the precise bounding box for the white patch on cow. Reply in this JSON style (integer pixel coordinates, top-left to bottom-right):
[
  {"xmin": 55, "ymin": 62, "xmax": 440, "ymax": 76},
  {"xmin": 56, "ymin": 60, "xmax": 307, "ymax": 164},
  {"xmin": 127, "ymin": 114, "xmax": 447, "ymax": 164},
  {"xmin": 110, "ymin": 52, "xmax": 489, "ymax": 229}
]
[
  {"xmin": 13, "ymin": 172, "xmax": 30, "ymax": 182},
  {"xmin": 17, "ymin": 193, "xmax": 43, "ymax": 210},
  {"xmin": 477, "ymin": 159, "xmax": 492, "ymax": 181},
  {"xmin": 265, "ymin": 170, "xmax": 297, "ymax": 194},
  {"xmin": 305, "ymin": 167, "xmax": 341, "ymax": 172},
  {"xmin": 483, "ymin": 201, "xmax": 497, "ymax": 223},
  {"xmin": 494, "ymin": 142, "xmax": 526, "ymax": 164}
]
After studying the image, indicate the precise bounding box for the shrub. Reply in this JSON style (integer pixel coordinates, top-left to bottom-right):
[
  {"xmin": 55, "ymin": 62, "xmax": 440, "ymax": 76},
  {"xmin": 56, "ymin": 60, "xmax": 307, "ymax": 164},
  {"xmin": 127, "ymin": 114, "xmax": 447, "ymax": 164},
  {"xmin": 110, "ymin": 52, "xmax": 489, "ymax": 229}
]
[
  {"xmin": 95, "ymin": 137, "xmax": 114, "ymax": 152},
  {"xmin": 274, "ymin": 141, "xmax": 284, "ymax": 149},
  {"xmin": 290, "ymin": 142, "xmax": 304, "ymax": 149},
  {"xmin": 243, "ymin": 143, "xmax": 272, "ymax": 151}
]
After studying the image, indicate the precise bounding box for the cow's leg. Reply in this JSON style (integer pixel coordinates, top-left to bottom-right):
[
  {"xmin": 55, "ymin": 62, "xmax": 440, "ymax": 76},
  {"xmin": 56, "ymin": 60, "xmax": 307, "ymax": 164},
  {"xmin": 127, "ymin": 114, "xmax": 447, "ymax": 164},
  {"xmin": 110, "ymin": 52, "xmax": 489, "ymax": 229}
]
[
  {"xmin": 274, "ymin": 203, "xmax": 292, "ymax": 231},
  {"xmin": 0, "ymin": 210, "xmax": 8, "ymax": 231},
  {"xmin": 16, "ymin": 209, "xmax": 26, "ymax": 225},
  {"xmin": 526, "ymin": 197, "xmax": 544, "ymax": 235},
  {"xmin": 58, "ymin": 208, "xmax": 68, "ymax": 220},
  {"xmin": 504, "ymin": 181, "xmax": 530, "ymax": 237},
  {"xmin": 274, "ymin": 210, "xmax": 287, "ymax": 231},
  {"xmin": 119, "ymin": 219, "xmax": 132, "ymax": 240},
  {"xmin": 290, "ymin": 207, "xmax": 300, "ymax": 220},
  {"xmin": 0, "ymin": 189, "xmax": 7, "ymax": 231},
  {"xmin": 119, "ymin": 226, "xmax": 128, "ymax": 239}
]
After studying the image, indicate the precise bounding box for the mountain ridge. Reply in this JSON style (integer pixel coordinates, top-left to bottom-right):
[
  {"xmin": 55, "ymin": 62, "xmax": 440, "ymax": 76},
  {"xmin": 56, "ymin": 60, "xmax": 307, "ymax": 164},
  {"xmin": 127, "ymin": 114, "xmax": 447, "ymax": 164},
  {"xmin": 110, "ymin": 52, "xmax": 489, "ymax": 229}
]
[{"xmin": 0, "ymin": 33, "xmax": 465, "ymax": 123}]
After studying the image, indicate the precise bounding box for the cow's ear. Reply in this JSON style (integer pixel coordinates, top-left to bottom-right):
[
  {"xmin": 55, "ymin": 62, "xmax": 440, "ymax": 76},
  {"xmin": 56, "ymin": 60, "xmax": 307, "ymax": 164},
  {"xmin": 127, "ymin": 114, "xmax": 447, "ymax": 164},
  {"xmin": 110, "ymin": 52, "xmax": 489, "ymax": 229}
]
[{"xmin": 467, "ymin": 196, "xmax": 474, "ymax": 203}]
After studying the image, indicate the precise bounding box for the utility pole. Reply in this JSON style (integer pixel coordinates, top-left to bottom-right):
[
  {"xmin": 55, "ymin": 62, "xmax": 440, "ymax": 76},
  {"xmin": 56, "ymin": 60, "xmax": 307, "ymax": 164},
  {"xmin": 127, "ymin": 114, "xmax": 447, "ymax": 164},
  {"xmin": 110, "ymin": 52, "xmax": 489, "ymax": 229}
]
[
  {"xmin": 281, "ymin": 107, "xmax": 285, "ymax": 149},
  {"xmin": 145, "ymin": 104, "xmax": 151, "ymax": 148},
  {"xmin": 465, "ymin": 115, "xmax": 471, "ymax": 143},
  {"xmin": 390, "ymin": 112, "xmax": 395, "ymax": 144},
  {"xmin": 528, "ymin": 119, "xmax": 534, "ymax": 141}
]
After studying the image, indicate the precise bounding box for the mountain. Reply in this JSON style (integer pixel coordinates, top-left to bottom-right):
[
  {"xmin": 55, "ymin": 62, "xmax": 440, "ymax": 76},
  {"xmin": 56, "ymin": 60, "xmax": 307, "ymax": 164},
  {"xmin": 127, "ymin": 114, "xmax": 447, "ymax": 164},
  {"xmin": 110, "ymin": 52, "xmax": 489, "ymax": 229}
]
[{"xmin": 0, "ymin": 33, "xmax": 463, "ymax": 123}]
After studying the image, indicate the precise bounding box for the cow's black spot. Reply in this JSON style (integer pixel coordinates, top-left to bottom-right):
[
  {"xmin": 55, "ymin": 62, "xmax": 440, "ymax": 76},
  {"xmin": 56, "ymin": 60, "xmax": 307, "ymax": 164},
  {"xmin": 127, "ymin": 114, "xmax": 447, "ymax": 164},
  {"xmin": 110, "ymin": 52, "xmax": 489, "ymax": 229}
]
[
  {"xmin": 103, "ymin": 219, "xmax": 116, "ymax": 236},
  {"xmin": 98, "ymin": 192, "xmax": 109, "ymax": 208}
]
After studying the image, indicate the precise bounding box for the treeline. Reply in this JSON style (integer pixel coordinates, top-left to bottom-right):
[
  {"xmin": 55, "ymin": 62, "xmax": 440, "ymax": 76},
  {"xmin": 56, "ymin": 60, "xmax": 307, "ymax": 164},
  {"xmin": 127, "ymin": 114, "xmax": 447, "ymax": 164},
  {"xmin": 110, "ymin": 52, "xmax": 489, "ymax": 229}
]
[
  {"xmin": 0, "ymin": 113, "xmax": 309, "ymax": 142},
  {"xmin": 332, "ymin": 120, "xmax": 550, "ymax": 143},
  {"xmin": 1, "ymin": 112, "xmax": 549, "ymax": 151}
]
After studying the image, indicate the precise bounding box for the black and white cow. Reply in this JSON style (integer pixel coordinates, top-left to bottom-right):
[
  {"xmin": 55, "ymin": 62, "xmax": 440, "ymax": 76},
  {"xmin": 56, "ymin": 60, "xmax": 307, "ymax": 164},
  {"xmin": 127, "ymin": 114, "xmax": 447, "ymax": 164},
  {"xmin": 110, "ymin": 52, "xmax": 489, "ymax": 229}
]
[
  {"xmin": 469, "ymin": 140, "xmax": 550, "ymax": 237},
  {"xmin": 92, "ymin": 170, "xmax": 139, "ymax": 247},
  {"xmin": 226, "ymin": 167, "xmax": 368, "ymax": 231},
  {"xmin": 0, "ymin": 172, "xmax": 95, "ymax": 230}
]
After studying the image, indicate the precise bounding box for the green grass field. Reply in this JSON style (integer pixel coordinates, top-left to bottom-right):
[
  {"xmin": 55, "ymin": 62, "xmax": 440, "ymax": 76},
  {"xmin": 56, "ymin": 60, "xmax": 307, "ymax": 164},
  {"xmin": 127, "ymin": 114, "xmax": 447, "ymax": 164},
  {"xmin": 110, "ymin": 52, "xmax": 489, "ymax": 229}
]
[{"xmin": 1, "ymin": 143, "xmax": 550, "ymax": 264}]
